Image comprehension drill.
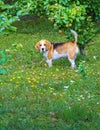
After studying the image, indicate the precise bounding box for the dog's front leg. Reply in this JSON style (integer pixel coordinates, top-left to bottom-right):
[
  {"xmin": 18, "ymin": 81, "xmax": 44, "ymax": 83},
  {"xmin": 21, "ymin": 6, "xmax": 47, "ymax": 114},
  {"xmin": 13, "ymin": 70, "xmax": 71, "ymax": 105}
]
[{"xmin": 46, "ymin": 59, "xmax": 52, "ymax": 67}]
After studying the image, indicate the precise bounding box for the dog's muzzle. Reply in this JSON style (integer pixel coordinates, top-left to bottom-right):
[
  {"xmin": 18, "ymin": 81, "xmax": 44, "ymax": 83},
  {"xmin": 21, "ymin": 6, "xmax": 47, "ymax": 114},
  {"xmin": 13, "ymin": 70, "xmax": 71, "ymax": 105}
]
[{"xmin": 41, "ymin": 48, "xmax": 46, "ymax": 52}]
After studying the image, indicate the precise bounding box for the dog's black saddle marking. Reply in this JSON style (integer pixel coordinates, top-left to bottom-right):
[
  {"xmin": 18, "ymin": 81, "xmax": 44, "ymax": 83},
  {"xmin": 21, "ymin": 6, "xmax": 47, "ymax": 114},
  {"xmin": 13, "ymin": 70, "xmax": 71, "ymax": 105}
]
[{"xmin": 51, "ymin": 42, "xmax": 65, "ymax": 49}]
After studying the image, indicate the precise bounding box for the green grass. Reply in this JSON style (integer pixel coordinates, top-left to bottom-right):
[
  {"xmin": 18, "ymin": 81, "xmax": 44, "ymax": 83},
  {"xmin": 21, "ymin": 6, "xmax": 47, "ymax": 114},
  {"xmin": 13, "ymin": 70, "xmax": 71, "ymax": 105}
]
[{"xmin": 0, "ymin": 18, "xmax": 100, "ymax": 130}]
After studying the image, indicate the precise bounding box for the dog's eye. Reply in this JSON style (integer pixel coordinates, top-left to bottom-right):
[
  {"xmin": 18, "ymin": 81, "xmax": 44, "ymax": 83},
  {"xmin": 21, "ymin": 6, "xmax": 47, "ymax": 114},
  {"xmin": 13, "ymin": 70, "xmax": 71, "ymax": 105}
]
[
  {"xmin": 40, "ymin": 44, "xmax": 42, "ymax": 46},
  {"xmin": 44, "ymin": 44, "xmax": 46, "ymax": 46}
]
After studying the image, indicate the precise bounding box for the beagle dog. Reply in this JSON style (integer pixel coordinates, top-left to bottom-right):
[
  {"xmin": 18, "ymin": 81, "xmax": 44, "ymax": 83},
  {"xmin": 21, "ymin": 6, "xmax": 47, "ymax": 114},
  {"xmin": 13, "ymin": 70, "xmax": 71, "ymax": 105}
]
[{"xmin": 35, "ymin": 30, "xmax": 79, "ymax": 69}]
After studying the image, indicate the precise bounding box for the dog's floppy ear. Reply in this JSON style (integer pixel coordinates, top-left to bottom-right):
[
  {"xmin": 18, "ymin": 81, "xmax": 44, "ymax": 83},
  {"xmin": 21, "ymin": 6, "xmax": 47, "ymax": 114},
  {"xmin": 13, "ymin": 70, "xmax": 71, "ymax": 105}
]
[
  {"xmin": 45, "ymin": 40, "xmax": 51, "ymax": 51},
  {"xmin": 35, "ymin": 42, "xmax": 40, "ymax": 51}
]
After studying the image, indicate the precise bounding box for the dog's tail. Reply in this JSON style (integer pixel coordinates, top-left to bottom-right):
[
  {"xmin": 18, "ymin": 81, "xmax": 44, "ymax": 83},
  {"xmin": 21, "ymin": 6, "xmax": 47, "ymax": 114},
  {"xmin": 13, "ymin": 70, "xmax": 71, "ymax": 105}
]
[{"xmin": 70, "ymin": 29, "xmax": 78, "ymax": 44}]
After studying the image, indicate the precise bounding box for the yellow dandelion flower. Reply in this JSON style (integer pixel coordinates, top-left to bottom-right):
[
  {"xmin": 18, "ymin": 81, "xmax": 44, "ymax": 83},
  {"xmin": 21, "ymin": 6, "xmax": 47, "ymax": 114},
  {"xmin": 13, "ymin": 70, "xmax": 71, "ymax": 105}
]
[
  {"xmin": 28, "ymin": 80, "xmax": 31, "ymax": 83},
  {"xmin": 31, "ymin": 86, "xmax": 34, "ymax": 88},
  {"xmin": 16, "ymin": 82, "xmax": 19, "ymax": 84},
  {"xmin": 12, "ymin": 96, "xmax": 15, "ymax": 99},
  {"xmin": 10, "ymin": 79, "xmax": 13, "ymax": 81},
  {"xmin": 12, "ymin": 77, "xmax": 15, "ymax": 80},
  {"xmin": 18, "ymin": 76, "xmax": 21, "ymax": 79},
  {"xmin": 20, "ymin": 98, "xmax": 22, "ymax": 100}
]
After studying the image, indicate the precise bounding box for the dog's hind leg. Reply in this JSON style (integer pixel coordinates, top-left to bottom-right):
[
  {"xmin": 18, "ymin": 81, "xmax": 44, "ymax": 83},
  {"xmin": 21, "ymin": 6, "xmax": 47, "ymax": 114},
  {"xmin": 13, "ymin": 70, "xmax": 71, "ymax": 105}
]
[
  {"xmin": 68, "ymin": 52, "xmax": 76, "ymax": 69},
  {"xmin": 68, "ymin": 58, "xmax": 75, "ymax": 69}
]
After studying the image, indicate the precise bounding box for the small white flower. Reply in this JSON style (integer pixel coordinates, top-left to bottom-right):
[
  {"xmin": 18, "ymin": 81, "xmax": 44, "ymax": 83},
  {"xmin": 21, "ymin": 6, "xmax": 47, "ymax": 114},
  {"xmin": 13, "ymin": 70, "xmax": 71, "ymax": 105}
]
[
  {"xmin": 96, "ymin": 102, "xmax": 100, "ymax": 105},
  {"xmin": 80, "ymin": 95, "xmax": 85, "ymax": 99},
  {"xmin": 5, "ymin": 49, "xmax": 10, "ymax": 52},
  {"xmin": 53, "ymin": 93, "xmax": 56, "ymax": 96},
  {"xmin": 82, "ymin": 97, "xmax": 85, "ymax": 99},
  {"xmin": 78, "ymin": 98, "xmax": 81, "ymax": 101},
  {"xmin": 64, "ymin": 86, "xmax": 69, "ymax": 89},
  {"xmin": 88, "ymin": 95, "xmax": 91, "ymax": 98},
  {"xmin": 50, "ymin": 87, "xmax": 54, "ymax": 90},
  {"xmin": 70, "ymin": 80, "xmax": 74, "ymax": 83},
  {"xmin": 75, "ymin": 69, "xmax": 79, "ymax": 72},
  {"xmin": 93, "ymin": 56, "xmax": 96, "ymax": 59},
  {"xmin": 80, "ymin": 95, "xmax": 83, "ymax": 98}
]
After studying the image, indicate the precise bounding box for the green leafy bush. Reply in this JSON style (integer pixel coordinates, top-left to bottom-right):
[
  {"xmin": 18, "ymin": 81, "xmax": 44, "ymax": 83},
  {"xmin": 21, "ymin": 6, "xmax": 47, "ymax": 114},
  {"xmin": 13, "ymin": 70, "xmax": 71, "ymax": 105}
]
[
  {"xmin": 0, "ymin": 0, "xmax": 17, "ymax": 35},
  {"xmin": 0, "ymin": 0, "xmax": 100, "ymax": 46},
  {"xmin": 43, "ymin": 0, "xmax": 97, "ymax": 45},
  {"xmin": 0, "ymin": 0, "xmax": 33, "ymax": 36},
  {"xmin": 79, "ymin": 0, "xmax": 100, "ymax": 20}
]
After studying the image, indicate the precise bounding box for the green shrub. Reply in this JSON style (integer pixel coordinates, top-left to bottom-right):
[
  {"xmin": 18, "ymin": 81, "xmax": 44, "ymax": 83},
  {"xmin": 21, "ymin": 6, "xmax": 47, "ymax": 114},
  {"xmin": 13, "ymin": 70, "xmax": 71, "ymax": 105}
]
[
  {"xmin": 43, "ymin": 0, "xmax": 96, "ymax": 45},
  {"xmin": 79, "ymin": 0, "xmax": 100, "ymax": 20},
  {"xmin": 0, "ymin": 0, "xmax": 32, "ymax": 36},
  {"xmin": 0, "ymin": 0, "xmax": 100, "ymax": 45},
  {"xmin": 0, "ymin": 0, "xmax": 17, "ymax": 35}
]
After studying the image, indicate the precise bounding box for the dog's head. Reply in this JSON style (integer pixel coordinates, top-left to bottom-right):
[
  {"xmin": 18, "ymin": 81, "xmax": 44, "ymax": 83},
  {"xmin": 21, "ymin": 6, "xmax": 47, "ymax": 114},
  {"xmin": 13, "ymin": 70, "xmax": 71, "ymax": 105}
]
[{"xmin": 35, "ymin": 40, "xmax": 51, "ymax": 52}]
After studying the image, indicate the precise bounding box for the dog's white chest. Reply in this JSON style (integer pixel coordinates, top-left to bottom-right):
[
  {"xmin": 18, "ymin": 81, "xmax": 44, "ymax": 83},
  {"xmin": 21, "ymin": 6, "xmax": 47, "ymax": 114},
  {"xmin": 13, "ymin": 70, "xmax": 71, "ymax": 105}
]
[{"xmin": 52, "ymin": 50, "xmax": 67, "ymax": 60}]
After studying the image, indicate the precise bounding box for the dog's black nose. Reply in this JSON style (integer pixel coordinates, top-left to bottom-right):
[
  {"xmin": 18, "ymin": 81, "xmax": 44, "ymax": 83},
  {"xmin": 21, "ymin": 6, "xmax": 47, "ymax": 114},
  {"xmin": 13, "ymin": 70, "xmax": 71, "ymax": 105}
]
[{"xmin": 42, "ymin": 48, "xmax": 44, "ymax": 51}]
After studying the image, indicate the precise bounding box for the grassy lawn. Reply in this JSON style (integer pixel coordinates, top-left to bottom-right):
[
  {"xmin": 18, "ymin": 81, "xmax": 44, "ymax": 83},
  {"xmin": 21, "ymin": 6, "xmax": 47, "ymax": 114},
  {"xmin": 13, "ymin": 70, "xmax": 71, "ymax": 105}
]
[{"xmin": 0, "ymin": 18, "xmax": 100, "ymax": 130}]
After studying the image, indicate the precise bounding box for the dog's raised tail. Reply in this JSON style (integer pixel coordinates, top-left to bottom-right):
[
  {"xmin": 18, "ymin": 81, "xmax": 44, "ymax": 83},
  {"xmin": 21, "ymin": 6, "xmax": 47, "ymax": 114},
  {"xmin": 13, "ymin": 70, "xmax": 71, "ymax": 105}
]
[{"xmin": 70, "ymin": 29, "xmax": 78, "ymax": 43}]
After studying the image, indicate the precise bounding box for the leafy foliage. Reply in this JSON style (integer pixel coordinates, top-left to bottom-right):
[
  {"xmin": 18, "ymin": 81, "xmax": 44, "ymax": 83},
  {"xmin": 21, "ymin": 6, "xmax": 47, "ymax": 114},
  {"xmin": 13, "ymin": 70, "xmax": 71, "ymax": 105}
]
[
  {"xmin": 0, "ymin": 0, "xmax": 32, "ymax": 36},
  {"xmin": 0, "ymin": 0, "xmax": 17, "ymax": 35},
  {"xmin": 0, "ymin": 0, "xmax": 100, "ymax": 44},
  {"xmin": 42, "ymin": 0, "xmax": 97, "ymax": 45},
  {"xmin": 79, "ymin": 0, "xmax": 100, "ymax": 20}
]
